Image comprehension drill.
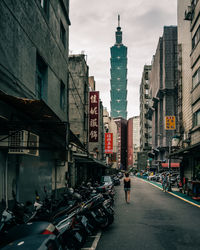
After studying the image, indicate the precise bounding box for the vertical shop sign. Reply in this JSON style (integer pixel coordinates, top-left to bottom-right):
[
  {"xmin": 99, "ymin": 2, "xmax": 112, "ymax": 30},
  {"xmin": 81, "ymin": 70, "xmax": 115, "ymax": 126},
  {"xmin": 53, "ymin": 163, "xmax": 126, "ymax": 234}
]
[
  {"xmin": 165, "ymin": 116, "xmax": 176, "ymax": 130},
  {"xmin": 89, "ymin": 91, "xmax": 99, "ymax": 142},
  {"xmin": 105, "ymin": 133, "xmax": 113, "ymax": 154}
]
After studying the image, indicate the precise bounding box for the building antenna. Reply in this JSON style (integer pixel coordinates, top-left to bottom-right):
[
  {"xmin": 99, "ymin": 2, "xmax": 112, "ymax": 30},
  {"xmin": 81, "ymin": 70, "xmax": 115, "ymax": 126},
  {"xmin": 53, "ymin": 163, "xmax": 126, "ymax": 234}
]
[{"xmin": 118, "ymin": 14, "xmax": 120, "ymax": 27}]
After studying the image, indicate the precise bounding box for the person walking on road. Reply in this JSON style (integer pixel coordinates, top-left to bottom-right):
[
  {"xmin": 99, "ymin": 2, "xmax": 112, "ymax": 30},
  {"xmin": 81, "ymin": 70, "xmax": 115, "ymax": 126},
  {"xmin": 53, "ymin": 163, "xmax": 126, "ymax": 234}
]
[
  {"xmin": 161, "ymin": 172, "xmax": 167, "ymax": 192},
  {"xmin": 124, "ymin": 172, "xmax": 131, "ymax": 203}
]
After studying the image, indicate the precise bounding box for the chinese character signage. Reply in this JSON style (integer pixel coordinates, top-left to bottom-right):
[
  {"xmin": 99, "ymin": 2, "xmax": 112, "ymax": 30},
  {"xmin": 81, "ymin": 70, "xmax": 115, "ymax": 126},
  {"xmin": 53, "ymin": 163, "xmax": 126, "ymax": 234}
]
[
  {"xmin": 105, "ymin": 133, "xmax": 113, "ymax": 154},
  {"xmin": 165, "ymin": 116, "xmax": 176, "ymax": 130},
  {"xmin": 89, "ymin": 91, "xmax": 99, "ymax": 142}
]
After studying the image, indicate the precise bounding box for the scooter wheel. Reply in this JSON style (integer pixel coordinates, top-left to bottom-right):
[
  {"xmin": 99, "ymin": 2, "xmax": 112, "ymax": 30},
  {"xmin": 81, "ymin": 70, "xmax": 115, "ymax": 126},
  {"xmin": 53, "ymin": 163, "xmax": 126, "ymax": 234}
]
[{"xmin": 99, "ymin": 216, "xmax": 109, "ymax": 229}]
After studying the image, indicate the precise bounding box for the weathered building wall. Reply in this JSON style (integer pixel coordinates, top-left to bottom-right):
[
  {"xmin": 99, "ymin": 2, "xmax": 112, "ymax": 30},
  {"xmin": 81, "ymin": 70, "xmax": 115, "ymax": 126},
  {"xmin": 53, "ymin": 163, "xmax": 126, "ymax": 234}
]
[
  {"xmin": 0, "ymin": 0, "xmax": 70, "ymax": 205},
  {"xmin": 149, "ymin": 26, "xmax": 178, "ymax": 167},
  {"xmin": 68, "ymin": 54, "xmax": 89, "ymax": 148}
]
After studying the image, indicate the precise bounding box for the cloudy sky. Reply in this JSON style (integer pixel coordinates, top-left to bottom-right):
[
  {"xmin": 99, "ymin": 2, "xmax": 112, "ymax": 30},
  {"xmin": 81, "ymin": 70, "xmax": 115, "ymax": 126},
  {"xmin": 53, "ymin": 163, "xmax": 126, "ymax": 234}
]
[{"xmin": 69, "ymin": 0, "xmax": 177, "ymax": 119}]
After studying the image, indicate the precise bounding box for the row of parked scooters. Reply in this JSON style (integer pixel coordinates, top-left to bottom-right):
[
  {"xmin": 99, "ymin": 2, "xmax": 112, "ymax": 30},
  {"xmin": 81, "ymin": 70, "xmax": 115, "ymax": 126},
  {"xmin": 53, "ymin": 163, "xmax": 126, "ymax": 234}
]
[{"xmin": 0, "ymin": 180, "xmax": 115, "ymax": 250}]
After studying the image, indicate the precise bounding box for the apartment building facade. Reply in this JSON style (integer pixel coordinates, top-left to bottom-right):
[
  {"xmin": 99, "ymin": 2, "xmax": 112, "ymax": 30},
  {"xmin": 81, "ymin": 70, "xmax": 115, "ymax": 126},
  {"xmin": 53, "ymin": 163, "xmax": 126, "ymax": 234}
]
[
  {"xmin": 172, "ymin": 0, "xmax": 200, "ymax": 180},
  {"xmin": 127, "ymin": 116, "xmax": 140, "ymax": 170},
  {"xmin": 114, "ymin": 117, "xmax": 127, "ymax": 170},
  {"xmin": 103, "ymin": 108, "xmax": 118, "ymax": 169},
  {"xmin": 139, "ymin": 65, "xmax": 152, "ymax": 169},
  {"xmin": 0, "ymin": 0, "xmax": 70, "ymax": 205},
  {"xmin": 147, "ymin": 26, "xmax": 178, "ymax": 170}
]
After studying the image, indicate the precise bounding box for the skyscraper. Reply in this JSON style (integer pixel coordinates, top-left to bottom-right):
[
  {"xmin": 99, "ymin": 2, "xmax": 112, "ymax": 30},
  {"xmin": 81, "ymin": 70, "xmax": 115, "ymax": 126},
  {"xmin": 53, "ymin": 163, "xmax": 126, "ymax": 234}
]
[{"xmin": 110, "ymin": 15, "xmax": 128, "ymax": 119}]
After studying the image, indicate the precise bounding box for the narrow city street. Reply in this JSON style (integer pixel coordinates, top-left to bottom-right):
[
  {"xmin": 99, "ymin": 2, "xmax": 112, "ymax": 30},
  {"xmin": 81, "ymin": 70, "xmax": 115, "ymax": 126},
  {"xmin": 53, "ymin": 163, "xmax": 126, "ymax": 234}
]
[{"xmin": 95, "ymin": 177, "xmax": 200, "ymax": 250}]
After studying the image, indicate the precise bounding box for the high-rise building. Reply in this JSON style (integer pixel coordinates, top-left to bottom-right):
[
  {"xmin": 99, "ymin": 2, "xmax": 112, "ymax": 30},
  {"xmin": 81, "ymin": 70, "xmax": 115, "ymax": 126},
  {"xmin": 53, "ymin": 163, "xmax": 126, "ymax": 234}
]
[{"xmin": 110, "ymin": 15, "xmax": 128, "ymax": 119}]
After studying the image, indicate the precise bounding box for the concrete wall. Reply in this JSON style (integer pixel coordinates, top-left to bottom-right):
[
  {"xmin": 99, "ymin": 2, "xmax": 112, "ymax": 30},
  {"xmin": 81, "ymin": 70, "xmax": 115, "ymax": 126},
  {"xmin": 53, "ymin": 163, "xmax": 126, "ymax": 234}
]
[{"xmin": 0, "ymin": 0, "xmax": 69, "ymax": 120}]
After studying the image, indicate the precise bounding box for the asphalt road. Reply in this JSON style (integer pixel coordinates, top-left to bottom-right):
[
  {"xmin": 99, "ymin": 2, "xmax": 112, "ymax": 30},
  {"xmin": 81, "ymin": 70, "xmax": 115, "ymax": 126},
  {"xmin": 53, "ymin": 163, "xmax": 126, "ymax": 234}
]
[{"xmin": 96, "ymin": 177, "xmax": 200, "ymax": 250}]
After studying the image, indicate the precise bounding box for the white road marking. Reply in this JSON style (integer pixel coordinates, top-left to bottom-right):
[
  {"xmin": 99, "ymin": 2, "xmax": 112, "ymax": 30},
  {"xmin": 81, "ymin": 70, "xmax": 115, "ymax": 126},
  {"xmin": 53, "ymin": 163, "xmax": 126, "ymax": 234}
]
[{"xmin": 81, "ymin": 231, "xmax": 102, "ymax": 250}]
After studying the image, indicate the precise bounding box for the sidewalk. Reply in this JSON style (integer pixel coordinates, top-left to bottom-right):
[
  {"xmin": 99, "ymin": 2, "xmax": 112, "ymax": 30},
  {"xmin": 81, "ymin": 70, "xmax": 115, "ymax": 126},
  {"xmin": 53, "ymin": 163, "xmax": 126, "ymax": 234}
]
[{"xmin": 137, "ymin": 176, "xmax": 200, "ymax": 208}]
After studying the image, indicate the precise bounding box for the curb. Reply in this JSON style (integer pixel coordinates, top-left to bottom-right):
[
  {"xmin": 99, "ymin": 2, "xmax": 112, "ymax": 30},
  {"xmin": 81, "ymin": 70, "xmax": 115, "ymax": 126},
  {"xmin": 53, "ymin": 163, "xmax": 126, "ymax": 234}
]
[{"xmin": 137, "ymin": 177, "xmax": 200, "ymax": 208}]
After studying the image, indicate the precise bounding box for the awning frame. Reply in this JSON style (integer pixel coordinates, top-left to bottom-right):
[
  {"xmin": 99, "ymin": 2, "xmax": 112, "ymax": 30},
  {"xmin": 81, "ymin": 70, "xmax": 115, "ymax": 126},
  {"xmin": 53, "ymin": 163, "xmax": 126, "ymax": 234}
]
[{"xmin": 0, "ymin": 91, "xmax": 69, "ymax": 150}]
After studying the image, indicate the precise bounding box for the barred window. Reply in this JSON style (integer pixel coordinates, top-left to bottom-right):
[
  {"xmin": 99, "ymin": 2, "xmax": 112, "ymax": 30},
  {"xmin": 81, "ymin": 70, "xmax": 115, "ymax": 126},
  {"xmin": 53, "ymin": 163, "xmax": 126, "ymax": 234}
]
[
  {"xmin": 192, "ymin": 26, "xmax": 200, "ymax": 49},
  {"xmin": 36, "ymin": 53, "xmax": 47, "ymax": 100},
  {"xmin": 193, "ymin": 110, "xmax": 200, "ymax": 127},
  {"xmin": 60, "ymin": 20, "xmax": 66, "ymax": 47},
  {"xmin": 192, "ymin": 67, "xmax": 200, "ymax": 89}
]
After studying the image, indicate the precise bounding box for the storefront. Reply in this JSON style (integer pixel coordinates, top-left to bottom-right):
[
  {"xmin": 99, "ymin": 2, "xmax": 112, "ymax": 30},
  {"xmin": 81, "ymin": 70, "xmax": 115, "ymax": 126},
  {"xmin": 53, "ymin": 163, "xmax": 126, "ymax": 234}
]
[{"xmin": 170, "ymin": 142, "xmax": 200, "ymax": 197}]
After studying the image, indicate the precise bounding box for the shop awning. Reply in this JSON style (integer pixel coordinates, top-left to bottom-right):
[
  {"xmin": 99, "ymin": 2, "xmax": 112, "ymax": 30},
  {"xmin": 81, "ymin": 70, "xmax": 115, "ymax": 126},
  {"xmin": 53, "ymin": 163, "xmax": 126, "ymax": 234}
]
[
  {"xmin": 170, "ymin": 142, "xmax": 200, "ymax": 158},
  {"xmin": 161, "ymin": 163, "xmax": 180, "ymax": 168},
  {"xmin": 0, "ymin": 91, "xmax": 62, "ymax": 123},
  {"xmin": 0, "ymin": 91, "xmax": 68, "ymax": 149},
  {"xmin": 73, "ymin": 153, "xmax": 107, "ymax": 168},
  {"xmin": 69, "ymin": 131, "xmax": 87, "ymax": 152}
]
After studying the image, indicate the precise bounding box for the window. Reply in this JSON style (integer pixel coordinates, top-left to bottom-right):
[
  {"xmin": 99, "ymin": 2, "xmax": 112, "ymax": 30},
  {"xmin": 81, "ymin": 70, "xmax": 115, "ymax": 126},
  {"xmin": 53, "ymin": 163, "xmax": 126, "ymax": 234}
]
[
  {"xmin": 192, "ymin": 67, "xmax": 200, "ymax": 88},
  {"xmin": 60, "ymin": 21, "xmax": 66, "ymax": 47},
  {"xmin": 192, "ymin": 26, "xmax": 200, "ymax": 49},
  {"xmin": 38, "ymin": 0, "xmax": 49, "ymax": 15},
  {"xmin": 60, "ymin": 81, "xmax": 65, "ymax": 110},
  {"xmin": 193, "ymin": 110, "xmax": 200, "ymax": 127},
  {"xmin": 36, "ymin": 53, "xmax": 47, "ymax": 100}
]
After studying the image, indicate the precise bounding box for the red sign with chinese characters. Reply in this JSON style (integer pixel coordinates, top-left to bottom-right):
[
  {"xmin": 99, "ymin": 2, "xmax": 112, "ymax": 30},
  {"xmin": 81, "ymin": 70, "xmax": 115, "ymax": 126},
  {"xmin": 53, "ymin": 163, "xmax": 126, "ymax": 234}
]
[
  {"xmin": 89, "ymin": 91, "xmax": 99, "ymax": 142},
  {"xmin": 105, "ymin": 133, "xmax": 113, "ymax": 154}
]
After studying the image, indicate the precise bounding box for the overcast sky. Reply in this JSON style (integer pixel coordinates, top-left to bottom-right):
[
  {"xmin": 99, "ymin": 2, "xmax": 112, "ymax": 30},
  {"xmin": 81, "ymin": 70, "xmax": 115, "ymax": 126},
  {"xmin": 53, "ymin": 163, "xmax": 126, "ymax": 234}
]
[{"xmin": 69, "ymin": 0, "xmax": 177, "ymax": 119}]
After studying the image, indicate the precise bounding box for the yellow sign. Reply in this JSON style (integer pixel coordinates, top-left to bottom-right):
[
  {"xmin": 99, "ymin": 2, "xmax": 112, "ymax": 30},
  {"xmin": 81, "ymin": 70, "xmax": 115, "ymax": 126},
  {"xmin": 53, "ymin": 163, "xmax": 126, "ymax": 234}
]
[{"xmin": 165, "ymin": 116, "xmax": 176, "ymax": 130}]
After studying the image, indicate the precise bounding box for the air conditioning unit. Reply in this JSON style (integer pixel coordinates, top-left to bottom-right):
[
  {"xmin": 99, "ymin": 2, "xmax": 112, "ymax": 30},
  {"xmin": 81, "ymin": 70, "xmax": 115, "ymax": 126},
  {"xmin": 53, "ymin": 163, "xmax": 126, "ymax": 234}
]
[
  {"xmin": 184, "ymin": 6, "xmax": 193, "ymax": 21},
  {"xmin": 9, "ymin": 130, "xmax": 39, "ymax": 156}
]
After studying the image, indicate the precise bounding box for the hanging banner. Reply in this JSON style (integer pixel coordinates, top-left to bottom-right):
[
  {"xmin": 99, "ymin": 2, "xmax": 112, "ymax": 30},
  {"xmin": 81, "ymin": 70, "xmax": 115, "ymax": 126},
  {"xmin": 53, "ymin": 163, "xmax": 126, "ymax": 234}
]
[
  {"xmin": 89, "ymin": 91, "xmax": 99, "ymax": 142},
  {"xmin": 105, "ymin": 133, "xmax": 113, "ymax": 154}
]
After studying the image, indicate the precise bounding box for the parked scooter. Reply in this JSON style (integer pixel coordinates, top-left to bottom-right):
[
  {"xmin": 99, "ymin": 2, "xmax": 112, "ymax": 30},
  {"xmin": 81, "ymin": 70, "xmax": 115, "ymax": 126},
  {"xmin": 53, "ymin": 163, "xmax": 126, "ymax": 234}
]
[
  {"xmin": 0, "ymin": 178, "xmax": 115, "ymax": 250},
  {"xmin": 0, "ymin": 220, "xmax": 60, "ymax": 248},
  {"xmin": 0, "ymin": 234, "xmax": 64, "ymax": 250}
]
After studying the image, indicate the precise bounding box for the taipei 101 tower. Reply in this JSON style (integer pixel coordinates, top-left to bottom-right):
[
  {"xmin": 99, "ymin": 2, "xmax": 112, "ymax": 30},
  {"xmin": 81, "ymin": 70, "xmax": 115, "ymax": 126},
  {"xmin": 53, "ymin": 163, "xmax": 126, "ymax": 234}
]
[{"xmin": 110, "ymin": 15, "xmax": 127, "ymax": 119}]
